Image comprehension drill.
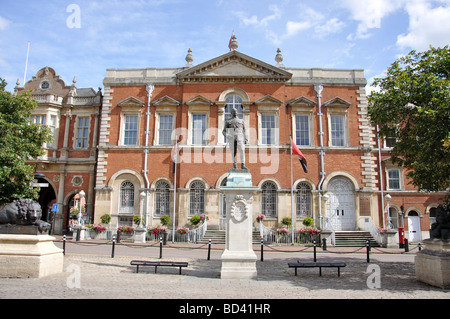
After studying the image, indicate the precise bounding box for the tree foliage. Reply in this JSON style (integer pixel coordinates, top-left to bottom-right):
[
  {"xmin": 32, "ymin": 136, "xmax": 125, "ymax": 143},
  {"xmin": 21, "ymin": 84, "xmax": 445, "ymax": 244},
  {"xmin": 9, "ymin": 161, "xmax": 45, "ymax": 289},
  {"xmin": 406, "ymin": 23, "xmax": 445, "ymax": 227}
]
[
  {"xmin": 0, "ymin": 79, "xmax": 52, "ymax": 205},
  {"xmin": 368, "ymin": 46, "xmax": 450, "ymax": 194}
]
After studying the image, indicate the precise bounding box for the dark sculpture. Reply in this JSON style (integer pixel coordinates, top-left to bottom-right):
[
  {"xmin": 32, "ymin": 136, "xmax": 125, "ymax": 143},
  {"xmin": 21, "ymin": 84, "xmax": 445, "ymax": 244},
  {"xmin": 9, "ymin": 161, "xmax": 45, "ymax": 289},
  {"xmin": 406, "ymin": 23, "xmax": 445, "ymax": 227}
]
[
  {"xmin": 430, "ymin": 205, "xmax": 450, "ymax": 240},
  {"xmin": 223, "ymin": 108, "xmax": 248, "ymax": 170},
  {"xmin": 0, "ymin": 199, "xmax": 51, "ymax": 233}
]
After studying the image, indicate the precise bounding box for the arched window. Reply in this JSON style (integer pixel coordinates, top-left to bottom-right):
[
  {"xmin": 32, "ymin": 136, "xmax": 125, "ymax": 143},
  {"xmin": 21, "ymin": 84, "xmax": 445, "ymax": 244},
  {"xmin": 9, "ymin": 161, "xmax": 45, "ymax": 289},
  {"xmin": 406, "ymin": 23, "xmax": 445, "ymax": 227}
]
[
  {"xmin": 296, "ymin": 182, "xmax": 312, "ymax": 218},
  {"xmin": 190, "ymin": 181, "xmax": 205, "ymax": 216},
  {"xmin": 225, "ymin": 95, "xmax": 244, "ymax": 118},
  {"xmin": 224, "ymin": 95, "xmax": 244, "ymax": 143},
  {"xmin": 120, "ymin": 181, "xmax": 134, "ymax": 214},
  {"xmin": 262, "ymin": 181, "xmax": 277, "ymax": 218},
  {"xmin": 155, "ymin": 180, "xmax": 170, "ymax": 216}
]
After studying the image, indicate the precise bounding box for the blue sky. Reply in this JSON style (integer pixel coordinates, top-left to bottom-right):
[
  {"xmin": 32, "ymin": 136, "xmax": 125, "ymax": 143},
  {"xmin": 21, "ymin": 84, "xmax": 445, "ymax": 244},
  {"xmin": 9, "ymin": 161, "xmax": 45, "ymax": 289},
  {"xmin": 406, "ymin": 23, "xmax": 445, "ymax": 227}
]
[{"xmin": 1, "ymin": 0, "xmax": 449, "ymax": 93}]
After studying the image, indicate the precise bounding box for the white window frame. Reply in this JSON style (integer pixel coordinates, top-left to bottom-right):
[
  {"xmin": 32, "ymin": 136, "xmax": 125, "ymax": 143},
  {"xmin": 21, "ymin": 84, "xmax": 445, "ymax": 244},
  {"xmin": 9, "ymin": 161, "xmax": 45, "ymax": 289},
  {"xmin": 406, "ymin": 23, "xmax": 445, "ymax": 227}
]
[
  {"xmin": 155, "ymin": 113, "xmax": 176, "ymax": 146},
  {"xmin": 74, "ymin": 116, "xmax": 90, "ymax": 149},
  {"xmin": 293, "ymin": 113, "xmax": 313, "ymax": 147},
  {"xmin": 257, "ymin": 112, "xmax": 279, "ymax": 146},
  {"xmin": 119, "ymin": 112, "xmax": 141, "ymax": 146},
  {"xmin": 387, "ymin": 168, "xmax": 402, "ymax": 191}
]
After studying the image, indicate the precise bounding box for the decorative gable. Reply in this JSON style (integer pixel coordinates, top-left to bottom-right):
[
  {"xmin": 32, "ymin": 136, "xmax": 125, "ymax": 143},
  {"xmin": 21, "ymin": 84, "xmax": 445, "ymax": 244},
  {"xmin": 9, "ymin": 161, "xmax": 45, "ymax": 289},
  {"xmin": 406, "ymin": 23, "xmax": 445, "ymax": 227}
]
[
  {"xmin": 287, "ymin": 96, "xmax": 316, "ymax": 107},
  {"xmin": 177, "ymin": 51, "xmax": 292, "ymax": 83},
  {"xmin": 152, "ymin": 95, "xmax": 181, "ymax": 106},
  {"xmin": 323, "ymin": 97, "xmax": 351, "ymax": 109},
  {"xmin": 117, "ymin": 97, "xmax": 145, "ymax": 110},
  {"xmin": 185, "ymin": 95, "xmax": 212, "ymax": 106}
]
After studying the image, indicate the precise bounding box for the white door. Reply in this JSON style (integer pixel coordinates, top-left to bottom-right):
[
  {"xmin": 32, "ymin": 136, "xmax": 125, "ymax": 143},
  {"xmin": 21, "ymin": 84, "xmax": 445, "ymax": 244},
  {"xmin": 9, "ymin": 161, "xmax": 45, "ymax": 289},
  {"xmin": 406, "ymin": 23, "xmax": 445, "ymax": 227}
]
[
  {"xmin": 408, "ymin": 216, "xmax": 421, "ymax": 242},
  {"xmin": 327, "ymin": 177, "xmax": 356, "ymax": 231}
]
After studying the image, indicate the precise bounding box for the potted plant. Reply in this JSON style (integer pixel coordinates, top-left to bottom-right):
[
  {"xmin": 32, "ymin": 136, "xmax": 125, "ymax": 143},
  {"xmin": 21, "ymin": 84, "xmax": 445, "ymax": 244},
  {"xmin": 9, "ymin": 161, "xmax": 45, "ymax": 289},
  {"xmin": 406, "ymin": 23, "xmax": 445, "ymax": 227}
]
[
  {"xmin": 100, "ymin": 213, "xmax": 111, "ymax": 225},
  {"xmin": 277, "ymin": 228, "xmax": 288, "ymax": 237},
  {"xmin": 256, "ymin": 214, "xmax": 266, "ymax": 223},
  {"xmin": 160, "ymin": 215, "xmax": 170, "ymax": 226},
  {"xmin": 281, "ymin": 217, "xmax": 292, "ymax": 228},
  {"xmin": 302, "ymin": 217, "xmax": 314, "ymax": 227},
  {"xmin": 199, "ymin": 214, "xmax": 209, "ymax": 223},
  {"xmin": 190, "ymin": 215, "xmax": 201, "ymax": 227}
]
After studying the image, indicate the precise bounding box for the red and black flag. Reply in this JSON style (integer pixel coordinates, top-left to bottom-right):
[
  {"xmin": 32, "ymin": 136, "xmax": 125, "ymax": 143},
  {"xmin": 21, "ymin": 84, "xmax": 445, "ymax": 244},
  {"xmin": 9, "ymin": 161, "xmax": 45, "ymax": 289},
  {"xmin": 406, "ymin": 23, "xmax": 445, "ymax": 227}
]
[{"xmin": 291, "ymin": 137, "xmax": 308, "ymax": 173}]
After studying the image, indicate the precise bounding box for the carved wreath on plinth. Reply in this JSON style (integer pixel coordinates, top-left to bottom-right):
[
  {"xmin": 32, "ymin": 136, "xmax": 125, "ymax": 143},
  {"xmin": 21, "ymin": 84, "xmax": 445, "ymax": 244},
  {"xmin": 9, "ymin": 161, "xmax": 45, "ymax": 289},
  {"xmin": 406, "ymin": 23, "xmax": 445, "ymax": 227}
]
[{"xmin": 230, "ymin": 195, "xmax": 249, "ymax": 222}]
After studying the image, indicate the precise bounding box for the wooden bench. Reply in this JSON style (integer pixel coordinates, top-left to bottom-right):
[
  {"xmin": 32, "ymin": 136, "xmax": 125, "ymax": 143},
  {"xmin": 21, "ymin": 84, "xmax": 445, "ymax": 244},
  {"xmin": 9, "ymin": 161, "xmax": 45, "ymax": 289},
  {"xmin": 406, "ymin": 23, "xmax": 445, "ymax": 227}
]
[
  {"xmin": 130, "ymin": 261, "xmax": 188, "ymax": 275},
  {"xmin": 288, "ymin": 262, "xmax": 346, "ymax": 277}
]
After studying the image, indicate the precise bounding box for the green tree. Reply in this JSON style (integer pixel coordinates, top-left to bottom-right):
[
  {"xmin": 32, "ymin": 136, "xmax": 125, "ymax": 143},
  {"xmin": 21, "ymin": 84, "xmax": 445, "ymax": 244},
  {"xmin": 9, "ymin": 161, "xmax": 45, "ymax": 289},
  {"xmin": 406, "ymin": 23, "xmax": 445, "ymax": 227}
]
[
  {"xmin": 368, "ymin": 46, "xmax": 450, "ymax": 194},
  {"xmin": 0, "ymin": 79, "xmax": 52, "ymax": 204}
]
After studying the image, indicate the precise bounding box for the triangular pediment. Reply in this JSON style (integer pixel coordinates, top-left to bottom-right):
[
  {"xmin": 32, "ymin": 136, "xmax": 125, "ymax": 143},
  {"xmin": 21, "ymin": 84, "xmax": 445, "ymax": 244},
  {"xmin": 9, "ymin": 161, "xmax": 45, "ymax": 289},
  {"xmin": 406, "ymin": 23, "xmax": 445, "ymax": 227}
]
[
  {"xmin": 287, "ymin": 96, "xmax": 316, "ymax": 107},
  {"xmin": 152, "ymin": 95, "xmax": 181, "ymax": 106},
  {"xmin": 177, "ymin": 51, "xmax": 292, "ymax": 83},
  {"xmin": 323, "ymin": 97, "xmax": 351, "ymax": 108},
  {"xmin": 255, "ymin": 95, "xmax": 283, "ymax": 106},
  {"xmin": 185, "ymin": 95, "xmax": 212, "ymax": 106},
  {"xmin": 117, "ymin": 96, "xmax": 145, "ymax": 107}
]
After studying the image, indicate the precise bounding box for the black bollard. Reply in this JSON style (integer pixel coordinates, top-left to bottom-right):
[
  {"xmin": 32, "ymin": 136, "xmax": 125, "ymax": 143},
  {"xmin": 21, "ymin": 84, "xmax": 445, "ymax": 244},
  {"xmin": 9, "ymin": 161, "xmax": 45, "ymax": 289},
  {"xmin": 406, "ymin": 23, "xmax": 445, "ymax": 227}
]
[
  {"xmin": 76, "ymin": 227, "xmax": 81, "ymax": 241},
  {"xmin": 418, "ymin": 242, "xmax": 421, "ymax": 251},
  {"xmin": 261, "ymin": 239, "xmax": 264, "ymax": 262},
  {"xmin": 159, "ymin": 237, "xmax": 163, "ymax": 259},
  {"xmin": 404, "ymin": 238, "xmax": 409, "ymax": 252},
  {"xmin": 63, "ymin": 235, "xmax": 66, "ymax": 256},
  {"xmin": 207, "ymin": 239, "xmax": 211, "ymax": 260},
  {"xmin": 116, "ymin": 230, "xmax": 121, "ymax": 244},
  {"xmin": 111, "ymin": 235, "xmax": 116, "ymax": 258},
  {"xmin": 366, "ymin": 239, "xmax": 370, "ymax": 263},
  {"xmin": 322, "ymin": 238, "xmax": 327, "ymax": 251},
  {"xmin": 313, "ymin": 240, "xmax": 317, "ymax": 262}
]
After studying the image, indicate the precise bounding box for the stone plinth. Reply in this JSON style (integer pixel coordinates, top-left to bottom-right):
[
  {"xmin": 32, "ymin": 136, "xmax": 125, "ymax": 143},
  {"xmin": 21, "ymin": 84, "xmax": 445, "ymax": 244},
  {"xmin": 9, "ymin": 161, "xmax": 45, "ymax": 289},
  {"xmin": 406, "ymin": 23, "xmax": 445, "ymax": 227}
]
[
  {"xmin": 381, "ymin": 229, "xmax": 398, "ymax": 248},
  {"xmin": 134, "ymin": 227, "xmax": 147, "ymax": 243},
  {"xmin": 0, "ymin": 234, "xmax": 64, "ymax": 278},
  {"xmin": 220, "ymin": 169, "xmax": 257, "ymax": 279},
  {"xmin": 415, "ymin": 239, "xmax": 449, "ymax": 289}
]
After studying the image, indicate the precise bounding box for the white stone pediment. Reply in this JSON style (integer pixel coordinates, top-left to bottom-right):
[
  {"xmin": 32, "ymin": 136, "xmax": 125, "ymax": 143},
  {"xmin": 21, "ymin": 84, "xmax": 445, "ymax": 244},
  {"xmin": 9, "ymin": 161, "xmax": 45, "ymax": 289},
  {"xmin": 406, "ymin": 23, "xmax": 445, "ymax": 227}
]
[
  {"xmin": 323, "ymin": 97, "xmax": 352, "ymax": 108},
  {"xmin": 152, "ymin": 95, "xmax": 180, "ymax": 106},
  {"xmin": 117, "ymin": 96, "xmax": 145, "ymax": 107},
  {"xmin": 177, "ymin": 51, "xmax": 292, "ymax": 83}
]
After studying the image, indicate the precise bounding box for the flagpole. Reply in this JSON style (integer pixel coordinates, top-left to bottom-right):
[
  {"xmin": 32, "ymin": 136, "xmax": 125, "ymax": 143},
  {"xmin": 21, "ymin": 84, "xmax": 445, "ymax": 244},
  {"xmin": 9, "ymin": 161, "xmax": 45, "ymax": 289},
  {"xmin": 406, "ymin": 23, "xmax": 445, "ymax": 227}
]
[
  {"xmin": 172, "ymin": 139, "xmax": 177, "ymax": 243},
  {"xmin": 290, "ymin": 136, "xmax": 295, "ymax": 245}
]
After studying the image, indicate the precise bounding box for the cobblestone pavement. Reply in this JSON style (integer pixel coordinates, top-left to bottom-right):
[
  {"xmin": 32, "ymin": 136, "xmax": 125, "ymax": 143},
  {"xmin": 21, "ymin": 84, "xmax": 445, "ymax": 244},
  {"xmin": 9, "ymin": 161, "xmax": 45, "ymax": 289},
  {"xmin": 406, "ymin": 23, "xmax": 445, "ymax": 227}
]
[{"xmin": 0, "ymin": 238, "xmax": 448, "ymax": 300}]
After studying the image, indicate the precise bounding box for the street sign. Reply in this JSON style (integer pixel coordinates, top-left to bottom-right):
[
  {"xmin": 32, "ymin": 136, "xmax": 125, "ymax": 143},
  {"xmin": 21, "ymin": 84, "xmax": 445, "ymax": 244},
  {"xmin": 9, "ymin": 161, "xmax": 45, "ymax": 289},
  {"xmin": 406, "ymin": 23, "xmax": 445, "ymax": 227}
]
[{"xmin": 52, "ymin": 204, "xmax": 59, "ymax": 212}]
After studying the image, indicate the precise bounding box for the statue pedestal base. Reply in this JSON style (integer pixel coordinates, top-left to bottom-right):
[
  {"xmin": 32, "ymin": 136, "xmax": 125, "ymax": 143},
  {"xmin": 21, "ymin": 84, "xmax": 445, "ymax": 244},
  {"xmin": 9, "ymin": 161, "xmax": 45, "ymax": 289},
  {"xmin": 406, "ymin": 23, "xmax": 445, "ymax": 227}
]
[
  {"xmin": 134, "ymin": 227, "xmax": 147, "ymax": 243},
  {"xmin": 381, "ymin": 229, "xmax": 398, "ymax": 248},
  {"xmin": 0, "ymin": 234, "xmax": 64, "ymax": 278},
  {"xmin": 220, "ymin": 169, "xmax": 257, "ymax": 280},
  {"xmin": 415, "ymin": 239, "xmax": 450, "ymax": 289}
]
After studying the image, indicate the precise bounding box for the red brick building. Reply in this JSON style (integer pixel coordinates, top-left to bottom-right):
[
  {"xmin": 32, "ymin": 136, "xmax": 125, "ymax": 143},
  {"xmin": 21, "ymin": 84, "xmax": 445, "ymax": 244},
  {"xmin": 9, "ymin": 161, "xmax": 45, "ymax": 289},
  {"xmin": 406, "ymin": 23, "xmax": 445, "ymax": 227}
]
[
  {"xmin": 93, "ymin": 45, "xmax": 446, "ymax": 243},
  {"xmin": 15, "ymin": 67, "xmax": 102, "ymax": 234},
  {"xmin": 16, "ymin": 45, "xmax": 446, "ymax": 242}
]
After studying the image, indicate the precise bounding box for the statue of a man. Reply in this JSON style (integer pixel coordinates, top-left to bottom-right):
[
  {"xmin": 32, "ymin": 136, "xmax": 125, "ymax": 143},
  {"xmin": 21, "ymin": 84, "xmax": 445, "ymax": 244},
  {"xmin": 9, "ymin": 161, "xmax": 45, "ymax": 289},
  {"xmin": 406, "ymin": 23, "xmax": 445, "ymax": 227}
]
[{"xmin": 223, "ymin": 108, "xmax": 248, "ymax": 170}]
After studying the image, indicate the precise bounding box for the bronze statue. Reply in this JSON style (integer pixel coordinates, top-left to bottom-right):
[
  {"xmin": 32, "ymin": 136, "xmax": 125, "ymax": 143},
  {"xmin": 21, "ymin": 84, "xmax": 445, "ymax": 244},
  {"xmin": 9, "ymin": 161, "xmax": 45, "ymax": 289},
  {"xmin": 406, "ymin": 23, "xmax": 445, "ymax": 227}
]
[
  {"xmin": 0, "ymin": 199, "xmax": 51, "ymax": 233},
  {"xmin": 223, "ymin": 108, "xmax": 248, "ymax": 170}
]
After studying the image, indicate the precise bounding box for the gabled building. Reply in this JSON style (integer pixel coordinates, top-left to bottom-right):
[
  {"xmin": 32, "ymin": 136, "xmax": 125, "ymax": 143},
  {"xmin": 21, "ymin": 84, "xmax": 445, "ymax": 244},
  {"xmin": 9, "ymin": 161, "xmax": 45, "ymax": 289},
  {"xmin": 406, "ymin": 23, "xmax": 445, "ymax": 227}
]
[
  {"xmin": 94, "ymin": 43, "xmax": 393, "ymax": 236},
  {"xmin": 14, "ymin": 67, "xmax": 102, "ymax": 234}
]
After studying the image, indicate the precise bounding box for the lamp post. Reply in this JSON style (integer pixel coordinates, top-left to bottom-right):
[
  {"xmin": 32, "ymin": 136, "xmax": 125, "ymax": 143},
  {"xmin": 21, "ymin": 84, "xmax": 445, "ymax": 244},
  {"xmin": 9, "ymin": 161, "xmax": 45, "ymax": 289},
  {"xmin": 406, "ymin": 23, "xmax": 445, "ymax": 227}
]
[
  {"xmin": 385, "ymin": 193, "xmax": 392, "ymax": 229},
  {"xmin": 139, "ymin": 191, "xmax": 146, "ymax": 228},
  {"xmin": 77, "ymin": 190, "xmax": 85, "ymax": 225}
]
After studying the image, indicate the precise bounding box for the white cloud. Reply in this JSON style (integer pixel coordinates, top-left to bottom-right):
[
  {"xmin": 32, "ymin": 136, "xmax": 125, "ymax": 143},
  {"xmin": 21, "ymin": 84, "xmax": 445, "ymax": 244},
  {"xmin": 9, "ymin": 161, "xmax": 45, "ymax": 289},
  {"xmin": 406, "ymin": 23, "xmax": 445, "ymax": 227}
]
[
  {"xmin": 341, "ymin": 0, "xmax": 406, "ymax": 40},
  {"xmin": 397, "ymin": 0, "xmax": 450, "ymax": 50},
  {"xmin": 0, "ymin": 16, "xmax": 10, "ymax": 30},
  {"xmin": 234, "ymin": 5, "xmax": 281, "ymax": 28},
  {"xmin": 314, "ymin": 18, "xmax": 346, "ymax": 39}
]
